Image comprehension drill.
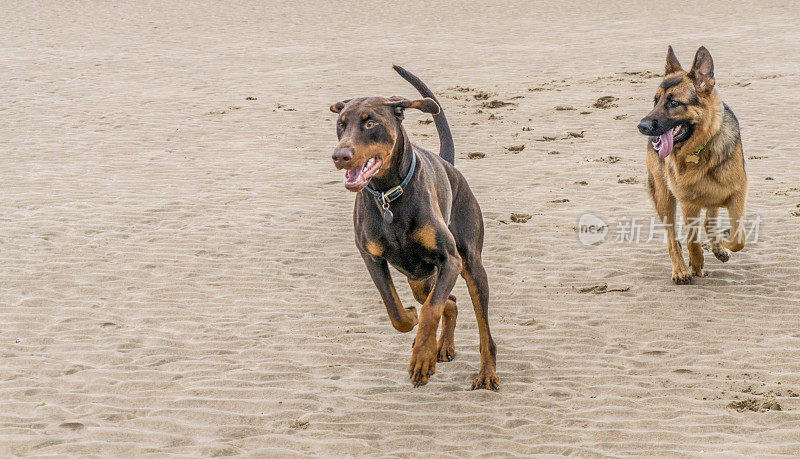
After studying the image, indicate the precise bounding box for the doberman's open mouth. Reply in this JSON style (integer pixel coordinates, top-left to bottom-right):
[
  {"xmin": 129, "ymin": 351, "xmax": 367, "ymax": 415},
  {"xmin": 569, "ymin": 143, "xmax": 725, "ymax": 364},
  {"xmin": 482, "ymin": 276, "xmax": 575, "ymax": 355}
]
[
  {"xmin": 344, "ymin": 157, "xmax": 383, "ymax": 191},
  {"xmin": 650, "ymin": 123, "xmax": 691, "ymax": 159}
]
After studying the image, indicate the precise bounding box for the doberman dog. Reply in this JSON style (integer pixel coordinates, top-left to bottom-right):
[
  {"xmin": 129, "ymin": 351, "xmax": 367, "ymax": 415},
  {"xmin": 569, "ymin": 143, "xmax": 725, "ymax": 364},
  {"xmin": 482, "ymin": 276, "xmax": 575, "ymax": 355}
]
[
  {"xmin": 638, "ymin": 46, "xmax": 748, "ymax": 284},
  {"xmin": 330, "ymin": 66, "xmax": 498, "ymax": 390}
]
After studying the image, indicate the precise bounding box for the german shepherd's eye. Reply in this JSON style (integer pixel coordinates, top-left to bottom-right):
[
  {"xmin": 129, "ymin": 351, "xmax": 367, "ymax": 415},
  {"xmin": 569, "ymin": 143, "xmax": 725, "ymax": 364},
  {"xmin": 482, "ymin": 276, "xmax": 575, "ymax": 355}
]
[
  {"xmin": 364, "ymin": 120, "xmax": 378, "ymax": 129},
  {"xmin": 669, "ymin": 99, "xmax": 682, "ymax": 108},
  {"xmin": 653, "ymin": 97, "xmax": 659, "ymax": 107}
]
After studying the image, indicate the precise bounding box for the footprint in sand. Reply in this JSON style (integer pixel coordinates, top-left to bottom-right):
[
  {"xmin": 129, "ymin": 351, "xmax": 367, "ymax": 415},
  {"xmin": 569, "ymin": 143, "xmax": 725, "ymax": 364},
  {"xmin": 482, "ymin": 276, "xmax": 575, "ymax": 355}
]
[
  {"xmin": 59, "ymin": 422, "xmax": 85, "ymax": 431},
  {"xmin": 575, "ymin": 283, "xmax": 631, "ymax": 294},
  {"xmin": 510, "ymin": 213, "xmax": 532, "ymax": 223},
  {"xmin": 562, "ymin": 131, "xmax": 585, "ymax": 139},
  {"xmin": 482, "ymin": 100, "xmax": 516, "ymax": 109},
  {"xmin": 593, "ymin": 96, "xmax": 618, "ymax": 109},
  {"xmin": 728, "ymin": 398, "xmax": 781, "ymax": 412},
  {"xmin": 593, "ymin": 155, "xmax": 621, "ymax": 163}
]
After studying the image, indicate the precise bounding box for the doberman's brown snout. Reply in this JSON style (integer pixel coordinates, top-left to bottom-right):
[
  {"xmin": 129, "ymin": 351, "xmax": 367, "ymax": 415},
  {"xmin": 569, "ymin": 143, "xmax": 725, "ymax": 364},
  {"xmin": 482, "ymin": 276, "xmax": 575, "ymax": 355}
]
[{"xmin": 332, "ymin": 147, "xmax": 354, "ymax": 170}]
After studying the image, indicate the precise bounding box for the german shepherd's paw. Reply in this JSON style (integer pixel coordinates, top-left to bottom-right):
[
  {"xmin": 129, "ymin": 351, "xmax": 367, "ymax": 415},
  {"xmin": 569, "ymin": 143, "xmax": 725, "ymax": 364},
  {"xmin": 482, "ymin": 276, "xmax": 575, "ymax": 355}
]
[
  {"xmin": 672, "ymin": 267, "xmax": 693, "ymax": 285},
  {"xmin": 408, "ymin": 341, "xmax": 437, "ymax": 387},
  {"xmin": 471, "ymin": 367, "xmax": 500, "ymax": 391},
  {"xmin": 691, "ymin": 267, "xmax": 707, "ymax": 278},
  {"xmin": 712, "ymin": 247, "xmax": 731, "ymax": 262}
]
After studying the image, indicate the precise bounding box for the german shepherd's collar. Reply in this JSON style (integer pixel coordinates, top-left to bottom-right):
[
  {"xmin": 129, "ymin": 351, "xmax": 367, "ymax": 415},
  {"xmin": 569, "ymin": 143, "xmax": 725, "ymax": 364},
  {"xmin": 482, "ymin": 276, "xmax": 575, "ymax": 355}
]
[{"xmin": 638, "ymin": 46, "xmax": 748, "ymax": 285}]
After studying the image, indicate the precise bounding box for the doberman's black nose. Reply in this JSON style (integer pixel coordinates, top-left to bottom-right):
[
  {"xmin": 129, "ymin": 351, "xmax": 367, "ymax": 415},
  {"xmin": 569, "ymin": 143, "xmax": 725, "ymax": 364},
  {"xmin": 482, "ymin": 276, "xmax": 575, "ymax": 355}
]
[
  {"xmin": 332, "ymin": 148, "xmax": 353, "ymax": 168},
  {"xmin": 638, "ymin": 118, "xmax": 657, "ymax": 135}
]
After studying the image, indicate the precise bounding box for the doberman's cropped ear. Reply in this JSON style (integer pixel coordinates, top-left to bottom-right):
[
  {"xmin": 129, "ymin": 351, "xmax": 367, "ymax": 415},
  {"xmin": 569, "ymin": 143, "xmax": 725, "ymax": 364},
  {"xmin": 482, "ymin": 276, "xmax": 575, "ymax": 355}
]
[
  {"xmin": 410, "ymin": 98, "xmax": 440, "ymax": 114},
  {"xmin": 688, "ymin": 46, "xmax": 715, "ymax": 93},
  {"xmin": 330, "ymin": 99, "xmax": 351, "ymax": 113},
  {"xmin": 665, "ymin": 45, "xmax": 683, "ymax": 75},
  {"xmin": 385, "ymin": 97, "xmax": 440, "ymax": 115}
]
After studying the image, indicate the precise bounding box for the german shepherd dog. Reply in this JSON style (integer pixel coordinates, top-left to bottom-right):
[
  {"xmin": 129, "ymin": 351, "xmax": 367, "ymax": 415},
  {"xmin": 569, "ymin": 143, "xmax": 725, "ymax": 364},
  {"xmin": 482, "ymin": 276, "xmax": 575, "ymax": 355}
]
[
  {"xmin": 329, "ymin": 66, "xmax": 499, "ymax": 390},
  {"xmin": 638, "ymin": 46, "xmax": 748, "ymax": 284}
]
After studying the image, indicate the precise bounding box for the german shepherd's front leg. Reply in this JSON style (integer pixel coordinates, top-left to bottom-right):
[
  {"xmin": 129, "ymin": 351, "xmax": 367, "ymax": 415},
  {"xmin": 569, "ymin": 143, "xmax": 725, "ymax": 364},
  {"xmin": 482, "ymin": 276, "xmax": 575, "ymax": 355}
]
[
  {"xmin": 649, "ymin": 172, "xmax": 691, "ymax": 284},
  {"xmin": 361, "ymin": 254, "xmax": 418, "ymax": 333},
  {"xmin": 680, "ymin": 203, "xmax": 706, "ymax": 278},
  {"xmin": 408, "ymin": 245, "xmax": 461, "ymax": 387}
]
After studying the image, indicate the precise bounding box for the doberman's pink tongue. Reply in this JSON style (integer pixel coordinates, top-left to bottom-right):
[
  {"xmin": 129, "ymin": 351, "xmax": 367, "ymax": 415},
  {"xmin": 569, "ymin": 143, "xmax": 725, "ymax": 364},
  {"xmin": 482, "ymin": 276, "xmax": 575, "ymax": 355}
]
[{"xmin": 658, "ymin": 130, "xmax": 673, "ymax": 159}]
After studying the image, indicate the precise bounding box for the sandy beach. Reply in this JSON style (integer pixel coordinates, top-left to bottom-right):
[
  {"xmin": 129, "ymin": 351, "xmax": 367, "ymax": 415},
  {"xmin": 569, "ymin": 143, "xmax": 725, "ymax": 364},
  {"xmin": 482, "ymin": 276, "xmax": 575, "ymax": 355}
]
[{"xmin": 2, "ymin": 1, "xmax": 800, "ymax": 455}]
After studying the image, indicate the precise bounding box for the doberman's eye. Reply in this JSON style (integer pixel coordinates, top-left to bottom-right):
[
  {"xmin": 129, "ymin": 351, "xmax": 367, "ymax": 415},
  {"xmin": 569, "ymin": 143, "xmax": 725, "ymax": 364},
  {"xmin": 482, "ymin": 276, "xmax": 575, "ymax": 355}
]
[
  {"xmin": 337, "ymin": 119, "xmax": 346, "ymax": 128},
  {"xmin": 364, "ymin": 120, "xmax": 378, "ymax": 129}
]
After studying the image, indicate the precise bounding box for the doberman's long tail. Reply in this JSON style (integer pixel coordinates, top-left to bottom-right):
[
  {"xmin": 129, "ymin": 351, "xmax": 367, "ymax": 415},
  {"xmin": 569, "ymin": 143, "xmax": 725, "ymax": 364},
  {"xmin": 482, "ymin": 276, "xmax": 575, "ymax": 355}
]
[{"xmin": 392, "ymin": 65, "xmax": 455, "ymax": 165}]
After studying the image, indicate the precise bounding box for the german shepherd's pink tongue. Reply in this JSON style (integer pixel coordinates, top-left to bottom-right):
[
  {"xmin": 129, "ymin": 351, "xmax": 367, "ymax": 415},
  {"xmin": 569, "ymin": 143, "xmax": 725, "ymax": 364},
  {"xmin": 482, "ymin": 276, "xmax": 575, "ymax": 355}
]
[{"xmin": 652, "ymin": 130, "xmax": 673, "ymax": 159}]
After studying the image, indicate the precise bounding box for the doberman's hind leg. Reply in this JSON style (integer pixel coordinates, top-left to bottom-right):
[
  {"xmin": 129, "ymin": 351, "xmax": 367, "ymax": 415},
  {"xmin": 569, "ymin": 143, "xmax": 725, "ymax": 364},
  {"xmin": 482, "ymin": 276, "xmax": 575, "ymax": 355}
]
[
  {"xmin": 409, "ymin": 276, "xmax": 457, "ymax": 362},
  {"xmin": 361, "ymin": 254, "xmax": 418, "ymax": 333},
  {"xmin": 461, "ymin": 252, "xmax": 499, "ymax": 391}
]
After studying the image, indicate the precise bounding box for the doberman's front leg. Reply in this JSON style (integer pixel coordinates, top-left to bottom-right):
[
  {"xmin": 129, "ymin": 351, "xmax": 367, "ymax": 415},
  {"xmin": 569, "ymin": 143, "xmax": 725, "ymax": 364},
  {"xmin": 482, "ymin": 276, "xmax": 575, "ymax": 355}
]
[
  {"xmin": 409, "ymin": 276, "xmax": 457, "ymax": 363},
  {"xmin": 408, "ymin": 249, "xmax": 461, "ymax": 387},
  {"xmin": 361, "ymin": 254, "xmax": 418, "ymax": 333}
]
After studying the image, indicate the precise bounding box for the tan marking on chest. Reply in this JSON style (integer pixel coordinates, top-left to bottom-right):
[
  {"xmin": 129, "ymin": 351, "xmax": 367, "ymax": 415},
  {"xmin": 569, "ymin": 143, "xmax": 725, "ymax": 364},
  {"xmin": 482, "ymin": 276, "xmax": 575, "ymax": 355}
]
[
  {"xmin": 413, "ymin": 224, "xmax": 437, "ymax": 250},
  {"xmin": 365, "ymin": 240, "xmax": 384, "ymax": 257}
]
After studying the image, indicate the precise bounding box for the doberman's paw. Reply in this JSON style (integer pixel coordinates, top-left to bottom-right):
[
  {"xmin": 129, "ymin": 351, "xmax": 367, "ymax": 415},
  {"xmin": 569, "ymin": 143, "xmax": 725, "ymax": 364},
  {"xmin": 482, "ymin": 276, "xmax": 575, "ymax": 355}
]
[
  {"xmin": 436, "ymin": 341, "xmax": 455, "ymax": 362},
  {"xmin": 713, "ymin": 247, "xmax": 731, "ymax": 262},
  {"xmin": 408, "ymin": 341, "xmax": 437, "ymax": 387},
  {"xmin": 405, "ymin": 306, "xmax": 418, "ymax": 320},
  {"xmin": 471, "ymin": 367, "xmax": 500, "ymax": 391}
]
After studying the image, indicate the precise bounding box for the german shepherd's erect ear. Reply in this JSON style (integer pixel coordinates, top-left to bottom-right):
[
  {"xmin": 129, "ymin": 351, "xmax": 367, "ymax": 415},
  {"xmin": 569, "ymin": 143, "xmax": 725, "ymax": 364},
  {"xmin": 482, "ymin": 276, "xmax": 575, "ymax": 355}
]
[
  {"xmin": 688, "ymin": 46, "xmax": 715, "ymax": 93},
  {"xmin": 665, "ymin": 45, "xmax": 683, "ymax": 75}
]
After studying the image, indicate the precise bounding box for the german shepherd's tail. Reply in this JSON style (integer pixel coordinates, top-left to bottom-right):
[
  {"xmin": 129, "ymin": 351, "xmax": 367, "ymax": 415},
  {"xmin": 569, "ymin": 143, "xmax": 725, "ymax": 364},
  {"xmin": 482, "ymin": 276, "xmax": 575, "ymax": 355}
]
[{"xmin": 392, "ymin": 65, "xmax": 455, "ymax": 165}]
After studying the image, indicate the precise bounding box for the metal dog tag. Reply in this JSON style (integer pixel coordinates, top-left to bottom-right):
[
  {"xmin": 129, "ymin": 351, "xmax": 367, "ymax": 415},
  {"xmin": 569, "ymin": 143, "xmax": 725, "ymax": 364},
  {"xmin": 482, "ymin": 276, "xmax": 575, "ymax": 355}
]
[{"xmin": 382, "ymin": 209, "xmax": 394, "ymax": 224}]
